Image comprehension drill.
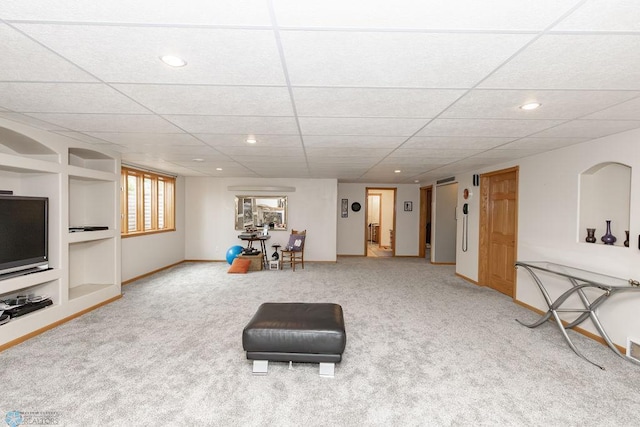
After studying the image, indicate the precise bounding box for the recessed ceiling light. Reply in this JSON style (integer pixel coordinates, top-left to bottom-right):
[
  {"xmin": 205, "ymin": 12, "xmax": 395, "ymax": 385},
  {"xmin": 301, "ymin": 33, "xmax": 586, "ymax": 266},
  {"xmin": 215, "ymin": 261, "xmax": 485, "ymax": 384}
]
[
  {"xmin": 160, "ymin": 55, "xmax": 187, "ymax": 67},
  {"xmin": 414, "ymin": 180, "xmax": 420, "ymax": 183},
  {"xmin": 216, "ymin": 167, "xmax": 223, "ymax": 171},
  {"xmin": 394, "ymin": 170, "xmax": 401, "ymax": 173},
  {"xmin": 192, "ymin": 158, "xmax": 204, "ymax": 162},
  {"xmin": 520, "ymin": 102, "xmax": 541, "ymax": 111},
  {"xmin": 246, "ymin": 138, "xmax": 257, "ymax": 144}
]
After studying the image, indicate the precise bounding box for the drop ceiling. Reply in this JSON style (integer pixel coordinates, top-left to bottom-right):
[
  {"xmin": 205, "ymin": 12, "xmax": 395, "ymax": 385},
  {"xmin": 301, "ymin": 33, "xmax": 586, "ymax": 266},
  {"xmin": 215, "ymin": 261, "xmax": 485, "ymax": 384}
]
[{"xmin": 1, "ymin": 0, "xmax": 639, "ymax": 183}]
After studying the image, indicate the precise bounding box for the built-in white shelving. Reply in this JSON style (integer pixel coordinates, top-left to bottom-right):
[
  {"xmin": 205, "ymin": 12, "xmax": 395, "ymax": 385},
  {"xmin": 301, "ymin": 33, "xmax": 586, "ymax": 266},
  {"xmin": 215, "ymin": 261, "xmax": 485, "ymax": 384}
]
[{"xmin": 0, "ymin": 119, "xmax": 121, "ymax": 349}]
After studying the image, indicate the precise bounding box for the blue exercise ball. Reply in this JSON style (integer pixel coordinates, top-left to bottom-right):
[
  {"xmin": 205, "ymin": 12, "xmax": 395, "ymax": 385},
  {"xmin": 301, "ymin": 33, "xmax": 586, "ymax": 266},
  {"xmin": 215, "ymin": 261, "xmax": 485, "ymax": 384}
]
[{"xmin": 226, "ymin": 245, "xmax": 244, "ymax": 264}]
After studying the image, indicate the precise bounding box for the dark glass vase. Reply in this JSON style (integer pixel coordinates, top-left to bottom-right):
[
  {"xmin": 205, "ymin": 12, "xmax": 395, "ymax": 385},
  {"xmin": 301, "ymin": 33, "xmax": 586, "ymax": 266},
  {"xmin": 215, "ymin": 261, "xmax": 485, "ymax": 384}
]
[
  {"xmin": 585, "ymin": 228, "xmax": 596, "ymax": 243},
  {"xmin": 601, "ymin": 220, "xmax": 616, "ymax": 245},
  {"xmin": 624, "ymin": 230, "xmax": 629, "ymax": 247}
]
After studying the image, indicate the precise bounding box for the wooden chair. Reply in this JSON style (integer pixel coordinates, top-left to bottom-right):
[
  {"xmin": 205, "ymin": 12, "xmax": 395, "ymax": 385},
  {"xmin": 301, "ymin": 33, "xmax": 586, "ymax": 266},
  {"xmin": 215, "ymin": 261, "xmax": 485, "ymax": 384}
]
[{"xmin": 280, "ymin": 229, "xmax": 306, "ymax": 271}]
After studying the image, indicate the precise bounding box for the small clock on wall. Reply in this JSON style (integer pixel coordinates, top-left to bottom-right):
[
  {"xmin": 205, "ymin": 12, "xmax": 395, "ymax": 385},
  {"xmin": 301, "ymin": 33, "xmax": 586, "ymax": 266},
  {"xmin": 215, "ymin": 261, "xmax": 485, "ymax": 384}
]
[{"xmin": 351, "ymin": 202, "xmax": 361, "ymax": 212}]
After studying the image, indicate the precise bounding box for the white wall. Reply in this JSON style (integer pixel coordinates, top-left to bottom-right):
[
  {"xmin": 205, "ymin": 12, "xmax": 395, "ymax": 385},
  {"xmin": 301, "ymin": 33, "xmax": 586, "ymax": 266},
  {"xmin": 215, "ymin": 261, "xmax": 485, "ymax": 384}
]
[
  {"xmin": 185, "ymin": 177, "xmax": 338, "ymax": 262},
  {"xmin": 337, "ymin": 183, "xmax": 420, "ymax": 256},
  {"xmin": 454, "ymin": 129, "xmax": 640, "ymax": 347},
  {"xmin": 121, "ymin": 177, "xmax": 186, "ymax": 282}
]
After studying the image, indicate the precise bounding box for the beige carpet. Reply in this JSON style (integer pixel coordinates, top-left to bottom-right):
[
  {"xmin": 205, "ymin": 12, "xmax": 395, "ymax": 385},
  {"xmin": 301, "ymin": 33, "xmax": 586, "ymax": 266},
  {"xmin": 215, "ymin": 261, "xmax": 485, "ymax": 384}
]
[{"xmin": 2, "ymin": 257, "xmax": 640, "ymax": 426}]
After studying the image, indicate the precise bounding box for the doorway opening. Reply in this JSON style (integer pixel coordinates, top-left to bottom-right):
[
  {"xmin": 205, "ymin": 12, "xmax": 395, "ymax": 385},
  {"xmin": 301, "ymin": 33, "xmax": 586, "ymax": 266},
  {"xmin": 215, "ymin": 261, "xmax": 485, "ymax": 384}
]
[
  {"xmin": 419, "ymin": 186, "xmax": 433, "ymax": 261},
  {"xmin": 365, "ymin": 187, "xmax": 396, "ymax": 257},
  {"xmin": 432, "ymin": 182, "xmax": 458, "ymax": 264}
]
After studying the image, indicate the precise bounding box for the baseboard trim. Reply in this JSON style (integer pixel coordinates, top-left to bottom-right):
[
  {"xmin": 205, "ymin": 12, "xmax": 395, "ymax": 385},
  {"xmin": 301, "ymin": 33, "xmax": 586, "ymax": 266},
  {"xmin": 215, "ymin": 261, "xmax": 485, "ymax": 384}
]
[
  {"xmin": 432, "ymin": 262, "xmax": 456, "ymax": 265},
  {"xmin": 0, "ymin": 294, "xmax": 122, "ymax": 353},
  {"xmin": 513, "ymin": 298, "xmax": 626, "ymax": 354},
  {"xmin": 122, "ymin": 260, "xmax": 186, "ymax": 285},
  {"xmin": 455, "ymin": 272, "xmax": 479, "ymax": 286}
]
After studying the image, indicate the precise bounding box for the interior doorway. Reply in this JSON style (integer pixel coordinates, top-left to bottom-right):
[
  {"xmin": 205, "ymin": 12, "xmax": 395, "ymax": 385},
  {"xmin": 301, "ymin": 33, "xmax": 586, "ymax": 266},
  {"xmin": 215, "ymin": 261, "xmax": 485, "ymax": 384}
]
[
  {"xmin": 432, "ymin": 182, "xmax": 458, "ymax": 264},
  {"xmin": 478, "ymin": 167, "xmax": 519, "ymax": 297},
  {"xmin": 365, "ymin": 187, "xmax": 396, "ymax": 257},
  {"xmin": 419, "ymin": 186, "xmax": 433, "ymax": 260}
]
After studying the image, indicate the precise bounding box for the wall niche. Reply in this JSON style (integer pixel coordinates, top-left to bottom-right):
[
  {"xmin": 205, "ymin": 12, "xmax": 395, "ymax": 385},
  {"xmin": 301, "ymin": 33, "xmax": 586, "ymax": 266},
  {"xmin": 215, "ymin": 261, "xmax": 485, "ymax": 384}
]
[{"xmin": 579, "ymin": 162, "xmax": 631, "ymax": 246}]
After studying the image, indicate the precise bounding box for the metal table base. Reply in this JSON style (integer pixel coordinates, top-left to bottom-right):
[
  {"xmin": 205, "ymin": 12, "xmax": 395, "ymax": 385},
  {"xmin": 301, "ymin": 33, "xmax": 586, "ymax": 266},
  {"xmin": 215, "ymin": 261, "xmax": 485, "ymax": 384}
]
[{"xmin": 515, "ymin": 261, "xmax": 640, "ymax": 370}]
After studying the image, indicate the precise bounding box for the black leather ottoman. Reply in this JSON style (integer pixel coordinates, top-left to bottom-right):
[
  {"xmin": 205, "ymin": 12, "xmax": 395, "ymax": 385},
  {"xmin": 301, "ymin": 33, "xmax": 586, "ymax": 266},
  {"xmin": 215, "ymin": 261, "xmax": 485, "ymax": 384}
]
[{"xmin": 242, "ymin": 303, "xmax": 346, "ymax": 377}]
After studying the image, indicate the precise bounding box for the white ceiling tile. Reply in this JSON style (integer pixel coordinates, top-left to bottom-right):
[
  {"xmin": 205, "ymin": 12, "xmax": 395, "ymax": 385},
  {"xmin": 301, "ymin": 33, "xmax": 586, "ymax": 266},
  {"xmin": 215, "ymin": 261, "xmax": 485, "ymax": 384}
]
[
  {"xmin": 0, "ymin": 83, "xmax": 150, "ymax": 114},
  {"xmin": 302, "ymin": 136, "xmax": 406, "ymax": 149},
  {"xmin": 402, "ymin": 136, "xmax": 513, "ymax": 149},
  {"xmin": 305, "ymin": 147, "xmax": 393, "ymax": 158},
  {"xmin": 195, "ymin": 134, "xmax": 302, "ymax": 148},
  {"xmin": 389, "ymin": 148, "xmax": 484, "ymax": 158},
  {"xmin": 379, "ymin": 156, "xmax": 458, "ymax": 166},
  {"xmin": 0, "ymin": 112, "xmax": 68, "ymax": 131},
  {"xmin": 480, "ymin": 35, "xmax": 640, "ymax": 90},
  {"xmin": 299, "ymin": 117, "xmax": 427, "ymax": 136},
  {"xmin": 163, "ymin": 115, "xmax": 299, "ymax": 134},
  {"xmin": 306, "ymin": 157, "xmax": 380, "ymax": 166},
  {"xmin": 417, "ymin": 118, "xmax": 565, "ymax": 137},
  {"xmin": 554, "ymin": 0, "xmax": 640, "ymax": 32},
  {"xmin": 53, "ymin": 131, "xmax": 120, "ymax": 145},
  {"xmin": 281, "ymin": 31, "xmax": 533, "ymax": 87},
  {"xmin": 582, "ymin": 97, "xmax": 640, "ymax": 120},
  {"xmin": 215, "ymin": 146, "xmax": 305, "ymax": 157},
  {"xmin": 442, "ymin": 89, "xmax": 640, "ymax": 120},
  {"xmin": 471, "ymin": 149, "xmax": 543, "ymax": 159},
  {"xmin": 122, "ymin": 147, "xmax": 223, "ymax": 161},
  {"xmin": 0, "ymin": 23, "xmax": 96, "ymax": 82},
  {"xmin": 0, "ymin": 0, "xmax": 272, "ymax": 26},
  {"xmin": 500, "ymin": 137, "xmax": 588, "ymax": 150},
  {"xmin": 233, "ymin": 155, "xmax": 307, "ymax": 164},
  {"xmin": 274, "ymin": 0, "xmax": 578, "ymax": 30},
  {"xmin": 293, "ymin": 88, "xmax": 464, "ymax": 118},
  {"xmin": 16, "ymin": 25, "xmax": 286, "ymax": 85},
  {"xmin": 26, "ymin": 113, "xmax": 183, "ymax": 132},
  {"xmin": 115, "ymin": 85, "xmax": 294, "ymax": 116},
  {"xmin": 83, "ymin": 132, "xmax": 203, "ymax": 146},
  {"xmin": 531, "ymin": 120, "xmax": 640, "ymax": 139}
]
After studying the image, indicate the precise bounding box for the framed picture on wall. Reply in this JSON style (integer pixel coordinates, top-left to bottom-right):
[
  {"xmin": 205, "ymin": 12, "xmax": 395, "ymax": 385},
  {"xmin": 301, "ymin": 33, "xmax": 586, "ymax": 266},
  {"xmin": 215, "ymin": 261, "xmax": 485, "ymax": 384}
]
[
  {"xmin": 404, "ymin": 201, "xmax": 413, "ymax": 212},
  {"xmin": 341, "ymin": 199, "xmax": 348, "ymax": 218}
]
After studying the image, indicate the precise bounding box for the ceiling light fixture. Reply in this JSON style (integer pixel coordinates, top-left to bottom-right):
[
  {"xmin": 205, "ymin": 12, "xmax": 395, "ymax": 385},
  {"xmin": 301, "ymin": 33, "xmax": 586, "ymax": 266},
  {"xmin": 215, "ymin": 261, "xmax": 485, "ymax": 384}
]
[
  {"xmin": 394, "ymin": 170, "xmax": 401, "ymax": 174},
  {"xmin": 216, "ymin": 167, "xmax": 223, "ymax": 171},
  {"xmin": 246, "ymin": 138, "xmax": 257, "ymax": 144},
  {"xmin": 160, "ymin": 55, "xmax": 187, "ymax": 67},
  {"xmin": 192, "ymin": 158, "xmax": 204, "ymax": 162},
  {"xmin": 520, "ymin": 102, "xmax": 541, "ymax": 111}
]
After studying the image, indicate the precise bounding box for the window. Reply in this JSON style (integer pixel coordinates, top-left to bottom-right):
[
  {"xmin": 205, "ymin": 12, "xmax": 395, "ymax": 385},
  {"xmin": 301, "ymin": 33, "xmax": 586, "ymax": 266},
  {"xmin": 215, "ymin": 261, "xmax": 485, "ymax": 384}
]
[{"xmin": 121, "ymin": 166, "xmax": 175, "ymax": 236}]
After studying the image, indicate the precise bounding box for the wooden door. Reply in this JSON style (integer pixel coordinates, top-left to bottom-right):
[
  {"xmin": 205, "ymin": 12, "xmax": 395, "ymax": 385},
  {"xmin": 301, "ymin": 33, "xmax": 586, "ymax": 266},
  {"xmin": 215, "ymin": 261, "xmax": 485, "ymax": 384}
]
[{"xmin": 479, "ymin": 167, "xmax": 518, "ymax": 297}]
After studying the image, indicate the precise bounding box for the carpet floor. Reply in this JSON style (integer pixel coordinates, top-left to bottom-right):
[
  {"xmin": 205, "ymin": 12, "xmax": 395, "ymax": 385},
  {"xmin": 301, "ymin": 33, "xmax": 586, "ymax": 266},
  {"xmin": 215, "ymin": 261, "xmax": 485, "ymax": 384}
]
[{"xmin": 2, "ymin": 257, "xmax": 640, "ymax": 426}]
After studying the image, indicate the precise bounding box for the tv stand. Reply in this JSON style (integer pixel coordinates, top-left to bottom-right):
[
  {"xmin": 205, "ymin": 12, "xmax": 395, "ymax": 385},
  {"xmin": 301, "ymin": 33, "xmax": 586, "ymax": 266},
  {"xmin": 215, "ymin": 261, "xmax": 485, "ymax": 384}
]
[{"xmin": 0, "ymin": 267, "xmax": 50, "ymax": 281}]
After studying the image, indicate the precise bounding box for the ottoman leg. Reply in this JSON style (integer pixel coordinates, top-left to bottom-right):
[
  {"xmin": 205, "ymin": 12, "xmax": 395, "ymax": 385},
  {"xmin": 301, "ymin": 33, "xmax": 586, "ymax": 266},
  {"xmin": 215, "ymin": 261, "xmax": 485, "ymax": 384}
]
[
  {"xmin": 252, "ymin": 360, "xmax": 269, "ymax": 375},
  {"xmin": 319, "ymin": 362, "xmax": 335, "ymax": 378}
]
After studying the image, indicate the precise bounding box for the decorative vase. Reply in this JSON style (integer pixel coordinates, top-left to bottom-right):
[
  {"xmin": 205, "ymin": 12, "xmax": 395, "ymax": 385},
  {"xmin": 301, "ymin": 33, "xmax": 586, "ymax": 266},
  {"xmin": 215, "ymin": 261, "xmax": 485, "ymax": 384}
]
[
  {"xmin": 585, "ymin": 228, "xmax": 596, "ymax": 243},
  {"xmin": 601, "ymin": 220, "xmax": 616, "ymax": 245},
  {"xmin": 624, "ymin": 230, "xmax": 629, "ymax": 247}
]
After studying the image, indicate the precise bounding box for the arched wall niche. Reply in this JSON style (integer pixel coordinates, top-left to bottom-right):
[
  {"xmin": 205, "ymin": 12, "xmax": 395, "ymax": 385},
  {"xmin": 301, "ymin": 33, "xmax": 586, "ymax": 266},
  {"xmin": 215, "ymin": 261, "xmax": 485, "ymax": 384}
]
[
  {"xmin": 579, "ymin": 162, "xmax": 631, "ymax": 246},
  {"xmin": 0, "ymin": 126, "xmax": 57, "ymax": 161}
]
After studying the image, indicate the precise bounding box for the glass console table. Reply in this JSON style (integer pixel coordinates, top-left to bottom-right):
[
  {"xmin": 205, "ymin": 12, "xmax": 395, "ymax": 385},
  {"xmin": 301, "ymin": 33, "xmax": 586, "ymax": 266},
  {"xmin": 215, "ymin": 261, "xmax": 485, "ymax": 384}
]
[{"xmin": 515, "ymin": 261, "xmax": 640, "ymax": 369}]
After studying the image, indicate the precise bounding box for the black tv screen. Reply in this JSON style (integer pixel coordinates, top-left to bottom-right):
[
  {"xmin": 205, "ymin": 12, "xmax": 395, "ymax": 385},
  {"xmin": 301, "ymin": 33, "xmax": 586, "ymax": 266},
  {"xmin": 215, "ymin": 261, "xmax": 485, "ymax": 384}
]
[{"xmin": 0, "ymin": 195, "xmax": 49, "ymax": 276}]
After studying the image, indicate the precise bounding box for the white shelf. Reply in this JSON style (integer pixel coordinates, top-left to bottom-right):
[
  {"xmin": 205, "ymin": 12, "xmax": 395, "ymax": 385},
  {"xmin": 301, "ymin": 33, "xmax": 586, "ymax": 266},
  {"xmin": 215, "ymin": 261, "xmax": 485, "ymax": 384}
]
[
  {"xmin": 0, "ymin": 269, "xmax": 60, "ymax": 295},
  {"xmin": 0, "ymin": 117, "xmax": 121, "ymax": 348},
  {"xmin": 67, "ymin": 229, "xmax": 115, "ymax": 244},
  {"xmin": 68, "ymin": 165, "xmax": 117, "ymax": 182},
  {"xmin": 0, "ymin": 152, "xmax": 60, "ymax": 174}
]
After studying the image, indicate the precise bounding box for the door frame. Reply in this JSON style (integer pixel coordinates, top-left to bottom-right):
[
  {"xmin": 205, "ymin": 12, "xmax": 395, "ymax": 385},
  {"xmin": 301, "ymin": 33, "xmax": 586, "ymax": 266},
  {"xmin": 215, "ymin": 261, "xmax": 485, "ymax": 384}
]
[
  {"xmin": 419, "ymin": 185, "xmax": 433, "ymax": 259},
  {"xmin": 478, "ymin": 166, "xmax": 519, "ymax": 296},
  {"xmin": 365, "ymin": 187, "xmax": 397, "ymax": 256}
]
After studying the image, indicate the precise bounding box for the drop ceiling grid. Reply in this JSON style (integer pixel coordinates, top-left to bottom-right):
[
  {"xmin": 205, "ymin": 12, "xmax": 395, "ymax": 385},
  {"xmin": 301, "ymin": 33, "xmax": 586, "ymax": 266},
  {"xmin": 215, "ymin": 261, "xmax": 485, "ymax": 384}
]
[{"xmin": 0, "ymin": 1, "xmax": 639, "ymax": 181}]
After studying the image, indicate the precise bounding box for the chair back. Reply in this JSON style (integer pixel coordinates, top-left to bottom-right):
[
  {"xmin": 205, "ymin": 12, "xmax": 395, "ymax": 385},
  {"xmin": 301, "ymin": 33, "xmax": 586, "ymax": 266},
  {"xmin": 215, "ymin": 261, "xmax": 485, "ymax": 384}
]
[{"xmin": 287, "ymin": 229, "xmax": 306, "ymax": 252}]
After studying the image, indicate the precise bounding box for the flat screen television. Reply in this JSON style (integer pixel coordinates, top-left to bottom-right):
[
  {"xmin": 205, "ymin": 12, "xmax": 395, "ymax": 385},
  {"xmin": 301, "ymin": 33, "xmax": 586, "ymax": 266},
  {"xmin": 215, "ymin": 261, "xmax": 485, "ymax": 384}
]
[{"xmin": 0, "ymin": 195, "xmax": 49, "ymax": 278}]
